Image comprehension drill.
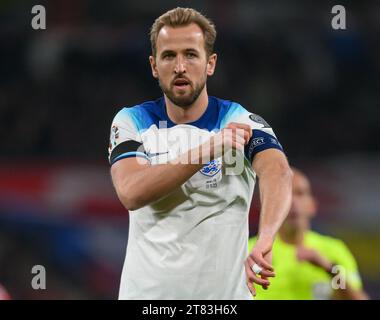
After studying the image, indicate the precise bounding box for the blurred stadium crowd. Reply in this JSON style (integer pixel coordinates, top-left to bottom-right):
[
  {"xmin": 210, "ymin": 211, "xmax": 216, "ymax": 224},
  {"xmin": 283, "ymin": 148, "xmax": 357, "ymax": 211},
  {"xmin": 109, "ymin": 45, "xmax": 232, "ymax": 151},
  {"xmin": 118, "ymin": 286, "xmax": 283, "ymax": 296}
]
[{"xmin": 0, "ymin": 0, "xmax": 379, "ymax": 299}]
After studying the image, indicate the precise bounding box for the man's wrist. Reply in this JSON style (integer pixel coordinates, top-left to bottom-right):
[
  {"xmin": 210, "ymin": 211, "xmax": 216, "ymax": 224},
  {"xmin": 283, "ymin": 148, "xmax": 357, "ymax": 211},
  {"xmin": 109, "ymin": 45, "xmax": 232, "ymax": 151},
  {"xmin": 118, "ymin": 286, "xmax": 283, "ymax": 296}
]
[
  {"xmin": 257, "ymin": 231, "xmax": 276, "ymax": 244},
  {"xmin": 172, "ymin": 149, "xmax": 205, "ymax": 168}
]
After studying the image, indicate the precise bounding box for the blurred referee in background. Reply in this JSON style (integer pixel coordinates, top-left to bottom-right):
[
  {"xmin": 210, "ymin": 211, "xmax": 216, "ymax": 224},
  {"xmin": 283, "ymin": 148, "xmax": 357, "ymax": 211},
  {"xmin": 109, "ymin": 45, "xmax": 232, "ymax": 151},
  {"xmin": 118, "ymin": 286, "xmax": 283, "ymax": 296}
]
[{"xmin": 249, "ymin": 167, "xmax": 369, "ymax": 299}]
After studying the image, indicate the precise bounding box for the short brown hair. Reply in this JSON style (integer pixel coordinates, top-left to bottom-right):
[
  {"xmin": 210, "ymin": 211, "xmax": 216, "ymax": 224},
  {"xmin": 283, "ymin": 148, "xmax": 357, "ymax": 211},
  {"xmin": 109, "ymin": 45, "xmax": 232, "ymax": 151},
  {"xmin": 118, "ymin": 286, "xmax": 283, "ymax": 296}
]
[{"xmin": 150, "ymin": 7, "xmax": 217, "ymax": 57}]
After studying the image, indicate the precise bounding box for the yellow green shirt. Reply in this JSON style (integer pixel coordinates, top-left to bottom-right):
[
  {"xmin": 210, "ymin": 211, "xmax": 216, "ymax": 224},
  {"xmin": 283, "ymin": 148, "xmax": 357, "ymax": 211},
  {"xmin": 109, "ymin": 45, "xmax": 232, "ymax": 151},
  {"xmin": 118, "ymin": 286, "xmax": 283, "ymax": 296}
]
[{"xmin": 248, "ymin": 231, "xmax": 363, "ymax": 300}]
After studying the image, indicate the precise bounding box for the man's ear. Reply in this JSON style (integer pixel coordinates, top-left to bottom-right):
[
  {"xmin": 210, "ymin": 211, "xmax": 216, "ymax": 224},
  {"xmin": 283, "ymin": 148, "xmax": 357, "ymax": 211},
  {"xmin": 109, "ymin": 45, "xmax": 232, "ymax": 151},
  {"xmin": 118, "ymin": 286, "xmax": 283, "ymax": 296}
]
[
  {"xmin": 310, "ymin": 197, "xmax": 318, "ymax": 218},
  {"xmin": 206, "ymin": 53, "xmax": 217, "ymax": 76},
  {"xmin": 149, "ymin": 55, "xmax": 158, "ymax": 78}
]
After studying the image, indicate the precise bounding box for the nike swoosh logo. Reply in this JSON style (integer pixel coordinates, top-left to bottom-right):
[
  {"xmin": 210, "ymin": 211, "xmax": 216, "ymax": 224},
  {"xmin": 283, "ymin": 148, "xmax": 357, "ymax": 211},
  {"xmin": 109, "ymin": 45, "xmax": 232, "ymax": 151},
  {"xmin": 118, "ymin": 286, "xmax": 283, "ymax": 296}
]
[{"xmin": 146, "ymin": 151, "xmax": 169, "ymax": 158}]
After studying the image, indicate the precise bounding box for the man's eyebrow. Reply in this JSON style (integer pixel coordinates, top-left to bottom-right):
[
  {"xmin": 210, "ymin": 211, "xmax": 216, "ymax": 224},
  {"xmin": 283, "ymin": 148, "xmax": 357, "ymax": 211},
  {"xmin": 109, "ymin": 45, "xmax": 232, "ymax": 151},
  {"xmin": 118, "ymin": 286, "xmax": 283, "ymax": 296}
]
[
  {"xmin": 160, "ymin": 49, "xmax": 176, "ymax": 56},
  {"xmin": 184, "ymin": 48, "xmax": 199, "ymax": 53},
  {"xmin": 161, "ymin": 48, "xmax": 199, "ymax": 54}
]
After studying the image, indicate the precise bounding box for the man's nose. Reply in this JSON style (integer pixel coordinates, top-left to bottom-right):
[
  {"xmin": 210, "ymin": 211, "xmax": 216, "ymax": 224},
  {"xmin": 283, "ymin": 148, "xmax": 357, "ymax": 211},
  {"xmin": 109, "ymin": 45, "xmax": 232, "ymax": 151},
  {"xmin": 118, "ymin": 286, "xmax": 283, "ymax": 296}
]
[{"xmin": 174, "ymin": 56, "xmax": 186, "ymax": 74}]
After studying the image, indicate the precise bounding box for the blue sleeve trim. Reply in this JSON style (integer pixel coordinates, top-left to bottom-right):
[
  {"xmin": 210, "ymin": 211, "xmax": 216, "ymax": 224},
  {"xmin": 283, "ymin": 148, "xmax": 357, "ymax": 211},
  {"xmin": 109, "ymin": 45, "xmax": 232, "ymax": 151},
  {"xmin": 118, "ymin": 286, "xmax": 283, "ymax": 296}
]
[
  {"xmin": 244, "ymin": 129, "xmax": 284, "ymax": 163},
  {"xmin": 110, "ymin": 151, "xmax": 150, "ymax": 165}
]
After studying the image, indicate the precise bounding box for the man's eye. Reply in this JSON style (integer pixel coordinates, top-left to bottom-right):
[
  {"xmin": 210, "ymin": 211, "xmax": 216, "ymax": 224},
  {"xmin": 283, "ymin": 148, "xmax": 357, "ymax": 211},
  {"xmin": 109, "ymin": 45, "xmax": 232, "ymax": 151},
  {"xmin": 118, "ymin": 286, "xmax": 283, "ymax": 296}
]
[
  {"xmin": 187, "ymin": 52, "xmax": 196, "ymax": 58},
  {"xmin": 163, "ymin": 53, "xmax": 175, "ymax": 59}
]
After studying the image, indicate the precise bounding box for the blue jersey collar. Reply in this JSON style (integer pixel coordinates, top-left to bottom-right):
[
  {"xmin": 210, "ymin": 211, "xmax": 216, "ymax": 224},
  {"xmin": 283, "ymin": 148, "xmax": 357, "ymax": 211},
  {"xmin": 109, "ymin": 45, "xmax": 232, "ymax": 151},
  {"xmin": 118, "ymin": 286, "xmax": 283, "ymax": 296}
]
[{"xmin": 157, "ymin": 96, "xmax": 219, "ymax": 131}]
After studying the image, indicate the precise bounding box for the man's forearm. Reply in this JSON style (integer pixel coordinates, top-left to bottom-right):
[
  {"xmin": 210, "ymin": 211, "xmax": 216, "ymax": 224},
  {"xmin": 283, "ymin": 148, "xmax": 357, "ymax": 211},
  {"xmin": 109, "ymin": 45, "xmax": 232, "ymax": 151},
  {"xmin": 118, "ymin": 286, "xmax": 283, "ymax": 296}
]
[
  {"xmin": 118, "ymin": 145, "xmax": 213, "ymax": 210},
  {"xmin": 319, "ymin": 261, "xmax": 369, "ymax": 300},
  {"xmin": 257, "ymin": 163, "xmax": 293, "ymax": 239},
  {"xmin": 117, "ymin": 127, "xmax": 249, "ymax": 211},
  {"xmin": 120, "ymin": 159, "xmax": 203, "ymax": 211}
]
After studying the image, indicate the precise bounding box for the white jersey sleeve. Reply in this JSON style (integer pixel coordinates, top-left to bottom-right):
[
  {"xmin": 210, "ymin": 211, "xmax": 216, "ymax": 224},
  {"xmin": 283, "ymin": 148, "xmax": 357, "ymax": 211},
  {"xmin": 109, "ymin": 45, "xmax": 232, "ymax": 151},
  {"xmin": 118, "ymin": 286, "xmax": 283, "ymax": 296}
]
[{"xmin": 108, "ymin": 108, "xmax": 149, "ymax": 165}]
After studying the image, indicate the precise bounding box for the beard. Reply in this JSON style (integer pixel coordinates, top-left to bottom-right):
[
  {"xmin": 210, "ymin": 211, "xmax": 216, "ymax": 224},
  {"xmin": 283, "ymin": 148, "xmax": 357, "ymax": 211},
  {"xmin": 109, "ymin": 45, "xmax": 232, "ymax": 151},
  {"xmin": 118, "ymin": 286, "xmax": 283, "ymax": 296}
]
[{"xmin": 158, "ymin": 76, "xmax": 206, "ymax": 108}]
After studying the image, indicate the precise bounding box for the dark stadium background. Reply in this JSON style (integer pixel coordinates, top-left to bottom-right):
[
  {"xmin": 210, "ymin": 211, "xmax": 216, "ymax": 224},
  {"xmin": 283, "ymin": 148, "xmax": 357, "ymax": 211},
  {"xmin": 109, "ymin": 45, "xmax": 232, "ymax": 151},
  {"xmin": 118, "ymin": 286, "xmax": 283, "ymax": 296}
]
[{"xmin": 0, "ymin": 0, "xmax": 379, "ymax": 299}]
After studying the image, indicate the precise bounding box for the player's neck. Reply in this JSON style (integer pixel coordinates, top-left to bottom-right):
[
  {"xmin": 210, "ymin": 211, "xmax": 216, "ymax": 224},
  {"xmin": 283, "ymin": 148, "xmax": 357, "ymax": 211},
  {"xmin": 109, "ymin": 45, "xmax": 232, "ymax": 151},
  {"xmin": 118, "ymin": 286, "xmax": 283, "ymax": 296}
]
[
  {"xmin": 164, "ymin": 87, "xmax": 209, "ymax": 124},
  {"xmin": 279, "ymin": 226, "xmax": 306, "ymax": 246}
]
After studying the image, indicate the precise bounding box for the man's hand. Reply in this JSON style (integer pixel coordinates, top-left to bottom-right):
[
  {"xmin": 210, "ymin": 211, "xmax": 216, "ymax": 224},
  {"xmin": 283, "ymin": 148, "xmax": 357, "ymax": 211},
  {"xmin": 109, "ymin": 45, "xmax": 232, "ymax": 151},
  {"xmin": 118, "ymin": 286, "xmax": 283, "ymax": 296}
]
[
  {"xmin": 223, "ymin": 122, "xmax": 252, "ymax": 146},
  {"xmin": 206, "ymin": 122, "xmax": 252, "ymax": 161},
  {"xmin": 245, "ymin": 234, "xmax": 276, "ymax": 297}
]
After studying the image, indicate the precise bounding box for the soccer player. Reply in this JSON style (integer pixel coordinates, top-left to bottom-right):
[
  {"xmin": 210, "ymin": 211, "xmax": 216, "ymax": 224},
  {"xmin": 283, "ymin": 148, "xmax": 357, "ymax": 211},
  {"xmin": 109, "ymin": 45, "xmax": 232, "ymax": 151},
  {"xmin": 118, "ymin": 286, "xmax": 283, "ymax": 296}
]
[
  {"xmin": 248, "ymin": 167, "xmax": 369, "ymax": 300},
  {"xmin": 108, "ymin": 7, "xmax": 292, "ymax": 299}
]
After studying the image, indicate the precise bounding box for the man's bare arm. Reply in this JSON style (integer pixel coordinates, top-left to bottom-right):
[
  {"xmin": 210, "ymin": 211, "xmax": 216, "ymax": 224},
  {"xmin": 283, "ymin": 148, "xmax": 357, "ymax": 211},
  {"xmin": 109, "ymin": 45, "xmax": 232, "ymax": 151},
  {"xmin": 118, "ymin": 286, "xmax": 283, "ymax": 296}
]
[
  {"xmin": 297, "ymin": 245, "xmax": 369, "ymax": 299},
  {"xmin": 245, "ymin": 148, "xmax": 292, "ymax": 294},
  {"xmin": 253, "ymin": 149, "xmax": 293, "ymax": 240},
  {"xmin": 111, "ymin": 124, "xmax": 251, "ymax": 211},
  {"xmin": 111, "ymin": 156, "xmax": 203, "ymax": 211}
]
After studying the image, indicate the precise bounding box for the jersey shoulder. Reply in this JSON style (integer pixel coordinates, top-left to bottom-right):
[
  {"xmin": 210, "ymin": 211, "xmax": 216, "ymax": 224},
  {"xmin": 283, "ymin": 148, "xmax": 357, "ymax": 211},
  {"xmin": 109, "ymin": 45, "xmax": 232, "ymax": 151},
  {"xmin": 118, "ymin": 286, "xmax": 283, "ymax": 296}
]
[
  {"xmin": 216, "ymin": 99, "xmax": 272, "ymax": 131},
  {"xmin": 305, "ymin": 231, "xmax": 357, "ymax": 266},
  {"xmin": 305, "ymin": 230, "xmax": 346, "ymax": 249},
  {"xmin": 113, "ymin": 98, "xmax": 165, "ymax": 133}
]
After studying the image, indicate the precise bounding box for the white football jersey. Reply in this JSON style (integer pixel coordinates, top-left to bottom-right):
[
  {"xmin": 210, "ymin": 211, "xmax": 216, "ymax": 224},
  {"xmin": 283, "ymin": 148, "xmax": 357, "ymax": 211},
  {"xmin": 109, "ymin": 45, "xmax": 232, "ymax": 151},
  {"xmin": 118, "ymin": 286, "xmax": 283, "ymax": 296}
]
[{"xmin": 108, "ymin": 96, "xmax": 283, "ymax": 300}]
